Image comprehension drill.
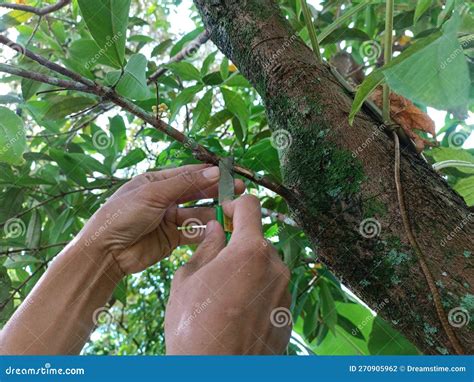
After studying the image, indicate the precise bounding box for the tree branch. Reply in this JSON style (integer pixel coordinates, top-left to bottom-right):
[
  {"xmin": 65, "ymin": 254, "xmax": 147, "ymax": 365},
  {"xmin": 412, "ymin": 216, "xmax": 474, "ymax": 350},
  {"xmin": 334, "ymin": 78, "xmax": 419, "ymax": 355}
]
[
  {"xmin": 0, "ymin": 242, "xmax": 69, "ymax": 256},
  {"xmin": 0, "ymin": 63, "xmax": 91, "ymax": 93},
  {"xmin": 0, "ymin": 35, "xmax": 294, "ymax": 202},
  {"xmin": 0, "ymin": 0, "xmax": 71, "ymax": 16}
]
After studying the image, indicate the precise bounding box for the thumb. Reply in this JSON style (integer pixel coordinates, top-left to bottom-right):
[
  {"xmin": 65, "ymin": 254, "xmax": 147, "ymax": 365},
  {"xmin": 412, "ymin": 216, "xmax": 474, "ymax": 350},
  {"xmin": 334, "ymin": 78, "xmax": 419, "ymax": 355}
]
[{"xmin": 187, "ymin": 220, "xmax": 226, "ymax": 271}]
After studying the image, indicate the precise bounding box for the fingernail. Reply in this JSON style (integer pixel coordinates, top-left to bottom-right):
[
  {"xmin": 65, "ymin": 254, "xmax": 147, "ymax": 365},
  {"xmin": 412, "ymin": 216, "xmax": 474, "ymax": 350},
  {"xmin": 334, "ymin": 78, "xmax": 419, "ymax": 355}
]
[
  {"xmin": 206, "ymin": 220, "xmax": 218, "ymax": 234},
  {"xmin": 202, "ymin": 166, "xmax": 220, "ymax": 180}
]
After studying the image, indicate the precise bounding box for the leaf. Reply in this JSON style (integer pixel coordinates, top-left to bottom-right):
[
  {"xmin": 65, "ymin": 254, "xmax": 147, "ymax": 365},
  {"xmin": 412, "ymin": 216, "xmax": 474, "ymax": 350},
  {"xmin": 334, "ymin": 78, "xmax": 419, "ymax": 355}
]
[
  {"xmin": 205, "ymin": 109, "xmax": 233, "ymax": 134},
  {"xmin": 113, "ymin": 277, "xmax": 127, "ymax": 305},
  {"xmin": 166, "ymin": 62, "xmax": 201, "ymax": 82},
  {"xmin": 43, "ymin": 96, "xmax": 97, "ymax": 120},
  {"xmin": 337, "ymin": 314, "xmax": 366, "ymax": 341},
  {"xmin": 49, "ymin": 148, "xmax": 88, "ymax": 187},
  {"xmin": 0, "ymin": 94, "xmax": 22, "ymax": 104},
  {"xmin": 117, "ymin": 148, "xmax": 146, "ymax": 169},
  {"xmin": 107, "ymin": 54, "xmax": 150, "ymax": 100},
  {"xmin": 151, "ymin": 39, "xmax": 173, "ymax": 57},
  {"xmin": 0, "ymin": 10, "xmax": 32, "ymax": 32},
  {"xmin": 0, "ymin": 266, "xmax": 12, "ymax": 324},
  {"xmin": 454, "ymin": 177, "xmax": 474, "ymax": 206},
  {"xmin": 220, "ymin": 57, "xmax": 229, "ymax": 80},
  {"xmin": 319, "ymin": 279, "xmax": 337, "ymax": 334},
  {"xmin": 110, "ymin": 115, "xmax": 127, "ymax": 154},
  {"xmin": 430, "ymin": 147, "xmax": 474, "ymax": 174},
  {"xmin": 370, "ymin": 87, "xmax": 436, "ymax": 152},
  {"xmin": 348, "ymin": 70, "xmax": 384, "ymax": 125},
  {"xmin": 26, "ymin": 210, "xmax": 41, "ymax": 249},
  {"xmin": 383, "ymin": 12, "xmax": 469, "ymax": 111},
  {"xmin": 414, "ymin": 0, "xmax": 433, "ymax": 24},
  {"xmin": 0, "ymin": 106, "xmax": 26, "ymax": 165},
  {"xmin": 221, "ymin": 88, "xmax": 249, "ymax": 130},
  {"xmin": 169, "ymin": 84, "xmax": 204, "ymax": 121},
  {"xmin": 4, "ymin": 254, "xmax": 42, "ymax": 269},
  {"xmin": 170, "ymin": 28, "xmax": 204, "ymax": 57},
  {"xmin": 77, "ymin": 0, "xmax": 131, "ymax": 68},
  {"xmin": 368, "ymin": 317, "xmax": 419, "ymax": 355},
  {"xmin": 68, "ymin": 38, "xmax": 118, "ymax": 69},
  {"xmin": 192, "ymin": 90, "xmax": 212, "ymax": 130}
]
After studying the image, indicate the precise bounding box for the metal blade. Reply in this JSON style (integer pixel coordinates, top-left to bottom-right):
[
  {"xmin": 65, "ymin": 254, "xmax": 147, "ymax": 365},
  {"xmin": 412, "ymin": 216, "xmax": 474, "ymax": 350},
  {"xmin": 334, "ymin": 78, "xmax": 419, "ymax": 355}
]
[{"xmin": 218, "ymin": 157, "xmax": 234, "ymax": 205}]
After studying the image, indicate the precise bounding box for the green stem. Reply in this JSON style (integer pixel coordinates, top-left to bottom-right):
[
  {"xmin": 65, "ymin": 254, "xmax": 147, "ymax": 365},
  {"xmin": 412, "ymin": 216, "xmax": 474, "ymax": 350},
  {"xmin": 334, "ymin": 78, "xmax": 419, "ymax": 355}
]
[
  {"xmin": 382, "ymin": 0, "xmax": 394, "ymax": 123},
  {"xmin": 300, "ymin": 0, "xmax": 322, "ymax": 63},
  {"xmin": 433, "ymin": 160, "xmax": 474, "ymax": 172}
]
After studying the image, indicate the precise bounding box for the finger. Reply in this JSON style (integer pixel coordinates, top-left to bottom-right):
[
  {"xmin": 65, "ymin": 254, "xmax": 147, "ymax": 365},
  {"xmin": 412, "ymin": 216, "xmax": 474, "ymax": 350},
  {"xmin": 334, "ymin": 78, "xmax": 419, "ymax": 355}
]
[
  {"xmin": 146, "ymin": 166, "xmax": 221, "ymax": 205},
  {"xmin": 174, "ymin": 207, "xmax": 216, "ymax": 226},
  {"xmin": 223, "ymin": 194, "xmax": 263, "ymax": 242},
  {"xmin": 116, "ymin": 164, "xmax": 211, "ymax": 196},
  {"xmin": 175, "ymin": 178, "xmax": 245, "ymax": 204},
  {"xmin": 186, "ymin": 221, "xmax": 226, "ymax": 271}
]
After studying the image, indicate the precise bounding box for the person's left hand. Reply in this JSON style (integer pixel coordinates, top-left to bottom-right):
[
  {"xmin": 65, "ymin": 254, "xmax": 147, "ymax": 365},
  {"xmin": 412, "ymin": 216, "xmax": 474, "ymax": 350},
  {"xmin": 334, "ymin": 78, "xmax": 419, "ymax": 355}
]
[{"xmin": 74, "ymin": 164, "xmax": 245, "ymax": 275}]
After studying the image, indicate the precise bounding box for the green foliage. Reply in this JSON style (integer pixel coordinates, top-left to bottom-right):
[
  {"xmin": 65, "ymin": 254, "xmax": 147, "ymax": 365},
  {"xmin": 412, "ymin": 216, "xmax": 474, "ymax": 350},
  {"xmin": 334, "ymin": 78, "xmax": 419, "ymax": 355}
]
[{"xmin": 0, "ymin": 0, "xmax": 471, "ymax": 357}]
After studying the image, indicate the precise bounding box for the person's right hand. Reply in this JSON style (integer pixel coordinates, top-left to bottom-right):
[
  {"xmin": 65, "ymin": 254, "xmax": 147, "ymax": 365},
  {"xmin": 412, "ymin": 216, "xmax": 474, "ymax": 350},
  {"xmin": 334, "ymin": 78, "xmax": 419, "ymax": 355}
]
[{"xmin": 165, "ymin": 195, "xmax": 292, "ymax": 355}]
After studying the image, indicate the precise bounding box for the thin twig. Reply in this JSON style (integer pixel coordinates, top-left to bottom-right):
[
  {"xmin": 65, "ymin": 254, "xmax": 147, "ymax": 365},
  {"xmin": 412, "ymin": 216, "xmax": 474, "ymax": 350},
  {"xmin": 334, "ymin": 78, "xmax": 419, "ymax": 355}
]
[
  {"xmin": 147, "ymin": 30, "xmax": 210, "ymax": 83},
  {"xmin": 0, "ymin": 0, "xmax": 71, "ymax": 16},
  {"xmin": 0, "ymin": 242, "xmax": 69, "ymax": 256}
]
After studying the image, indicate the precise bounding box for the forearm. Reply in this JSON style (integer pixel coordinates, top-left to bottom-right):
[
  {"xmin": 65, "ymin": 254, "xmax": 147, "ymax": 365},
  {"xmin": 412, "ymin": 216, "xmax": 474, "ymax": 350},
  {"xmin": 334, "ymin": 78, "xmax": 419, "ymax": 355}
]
[{"xmin": 0, "ymin": 242, "xmax": 122, "ymax": 355}]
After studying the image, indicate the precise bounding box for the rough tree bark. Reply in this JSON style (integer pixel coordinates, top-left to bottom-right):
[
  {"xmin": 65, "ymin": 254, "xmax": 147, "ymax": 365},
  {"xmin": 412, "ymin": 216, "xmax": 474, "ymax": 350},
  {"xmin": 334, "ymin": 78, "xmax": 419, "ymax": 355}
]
[{"xmin": 194, "ymin": 0, "xmax": 473, "ymax": 354}]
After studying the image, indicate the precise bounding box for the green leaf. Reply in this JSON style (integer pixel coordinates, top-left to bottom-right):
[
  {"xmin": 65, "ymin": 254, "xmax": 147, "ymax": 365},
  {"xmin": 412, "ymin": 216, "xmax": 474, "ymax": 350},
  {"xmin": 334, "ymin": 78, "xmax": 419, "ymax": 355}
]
[
  {"xmin": 192, "ymin": 90, "xmax": 212, "ymax": 130},
  {"xmin": 368, "ymin": 317, "xmax": 419, "ymax": 355},
  {"xmin": 205, "ymin": 110, "xmax": 233, "ymax": 134},
  {"xmin": 414, "ymin": 0, "xmax": 433, "ymax": 24},
  {"xmin": 77, "ymin": 0, "xmax": 131, "ymax": 68},
  {"xmin": 337, "ymin": 314, "xmax": 366, "ymax": 341},
  {"xmin": 169, "ymin": 84, "xmax": 204, "ymax": 121},
  {"xmin": 0, "ymin": 10, "xmax": 32, "ymax": 32},
  {"xmin": 43, "ymin": 96, "xmax": 97, "ymax": 120},
  {"xmin": 0, "ymin": 94, "xmax": 22, "ymax": 105},
  {"xmin": 26, "ymin": 210, "xmax": 41, "ymax": 249},
  {"xmin": 117, "ymin": 148, "xmax": 146, "ymax": 169},
  {"xmin": 348, "ymin": 70, "xmax": 384, "ymax": 125},
  {"xmin": 170, "ymin": 28, "xmax": 204, "ymax": 57},
  {"xmin": 68, "ymin": 38, "xmax": 118, "ymax": 69},
  {"xmin": 454, "ymin": 176, "xmax": 474, "ymax": 206},
  {"xmin": 220, "ymin": 57, "xmax": 229, "ymax": 80},
  {"xmin": 383, "ymin": 12, "xmax": 469, "ymax": 111},
  {"xmin": 319, "ymin": 280, "xmax": 337, "ymax": 334},
  {"xmin": 107, "ymin": 54, "xmax": 150, "ymax": 100},
  {"xmin": 110, "ymin": 115, "xmax": 127, "ymax": 154},
  {"xmin": 0, "ymin": 106, "xmax": 26, "ymax": 165},
  {"xmin": 166, "ymin": 62, "xmax": 201, "ymax": 82},
  {"xmin": 49, "ymin": 148, "xmax": 88, "ymax": 187},
  {"xmin": 113, "ymin": 277, "xmax": 127, "ymax": 305},
  {"xmin": 4, "ymin": 254, "xmax": 42, "ymax": 269},
  {"xmin": 221, "ymin": 88, "xmax": 249, "ymax": 130},
  {"xmin": 151, "ymin": 39, "xmax": 173, "ymax": 57}
]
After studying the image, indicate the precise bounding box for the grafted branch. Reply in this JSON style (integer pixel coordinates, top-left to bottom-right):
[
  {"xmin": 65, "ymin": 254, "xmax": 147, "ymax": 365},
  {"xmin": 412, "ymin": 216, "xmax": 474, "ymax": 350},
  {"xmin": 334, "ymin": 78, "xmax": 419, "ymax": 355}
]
[{"xmin": 0, "ymin": 35, "xmax": 294, "ymax": 202}]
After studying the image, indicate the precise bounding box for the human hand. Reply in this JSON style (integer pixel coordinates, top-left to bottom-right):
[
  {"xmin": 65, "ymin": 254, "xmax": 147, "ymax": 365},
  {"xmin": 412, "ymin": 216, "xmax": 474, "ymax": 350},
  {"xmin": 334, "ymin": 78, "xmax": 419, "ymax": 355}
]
[
  {"xmin": 165, "ymin": 195, "xmax": 292, "ymax": 355},
  {"xmin": 75, "ymin": 164, "xmax": 244, "ymax": 275}
]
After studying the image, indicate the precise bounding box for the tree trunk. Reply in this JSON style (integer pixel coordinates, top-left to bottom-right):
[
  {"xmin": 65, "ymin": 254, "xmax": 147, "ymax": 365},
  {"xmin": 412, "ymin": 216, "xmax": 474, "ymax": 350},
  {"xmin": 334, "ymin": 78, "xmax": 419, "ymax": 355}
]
[{"xmin": 193, "ymin": 0, "xmax": 473, "ymax": 354}]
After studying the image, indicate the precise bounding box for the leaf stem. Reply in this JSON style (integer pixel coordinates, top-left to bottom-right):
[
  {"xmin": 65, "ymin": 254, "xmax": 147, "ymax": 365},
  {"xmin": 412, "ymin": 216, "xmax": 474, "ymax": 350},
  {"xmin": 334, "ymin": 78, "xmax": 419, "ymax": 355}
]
[
  {"xmin": 382, "ymin": 0, "xmax": 394, "ymax": 123},
  {"xmin": 300, "ymin": 0, "xmax": 322, "ymax": 63}
]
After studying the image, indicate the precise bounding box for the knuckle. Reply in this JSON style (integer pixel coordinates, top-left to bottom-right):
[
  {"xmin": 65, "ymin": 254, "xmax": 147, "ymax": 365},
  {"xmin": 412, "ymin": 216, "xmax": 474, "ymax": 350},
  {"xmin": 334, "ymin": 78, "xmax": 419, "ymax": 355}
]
[
  {"xmin": 179, "ymin": 171, "xmax": 196, "ymax": 185},
  {"xmin": 237, "ymin": 194, "xmax": 260, "ymax": 207}
]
